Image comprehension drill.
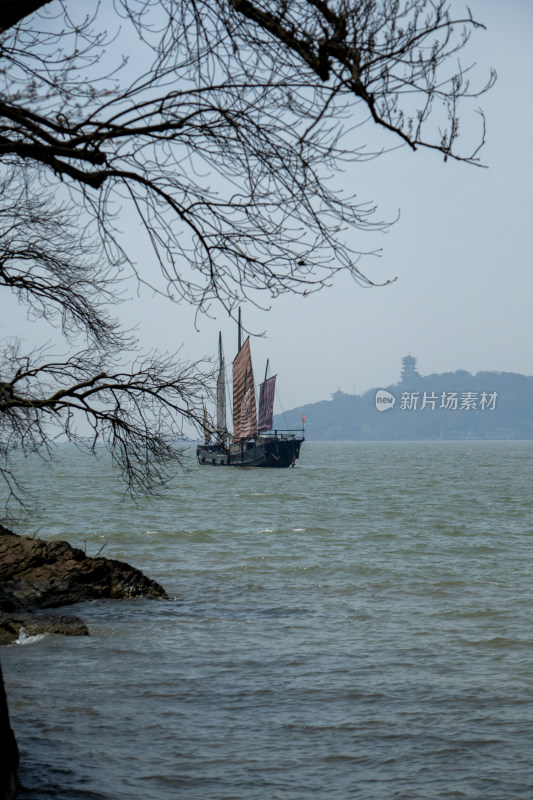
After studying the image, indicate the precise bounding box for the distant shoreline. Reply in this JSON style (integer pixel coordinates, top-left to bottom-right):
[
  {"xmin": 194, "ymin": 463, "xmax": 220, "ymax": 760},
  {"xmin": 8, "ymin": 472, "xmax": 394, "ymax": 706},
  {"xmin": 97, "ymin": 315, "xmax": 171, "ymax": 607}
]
[{"xmin": 275, "ymin": 370, "xmax": 533, "ymax": 442}]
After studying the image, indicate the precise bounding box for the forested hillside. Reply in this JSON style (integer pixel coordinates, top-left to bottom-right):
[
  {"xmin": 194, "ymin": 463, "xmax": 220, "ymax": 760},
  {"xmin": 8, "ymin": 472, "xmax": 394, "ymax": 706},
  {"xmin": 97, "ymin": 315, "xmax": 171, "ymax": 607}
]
[{"xmin": 274, "ymin": 371, "xmax": 533, "ymax": 440}]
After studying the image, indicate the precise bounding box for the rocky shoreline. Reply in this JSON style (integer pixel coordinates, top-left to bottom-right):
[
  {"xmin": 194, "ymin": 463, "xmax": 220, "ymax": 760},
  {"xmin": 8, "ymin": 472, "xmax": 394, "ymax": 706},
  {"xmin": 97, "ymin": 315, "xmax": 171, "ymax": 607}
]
[
  {"xmin": 0, "ymin": 523, "xmax": 168, "ymax": 798},
  {"xmin": 0, "ymin": 524, "xmax": 167, "ymax": 645}
]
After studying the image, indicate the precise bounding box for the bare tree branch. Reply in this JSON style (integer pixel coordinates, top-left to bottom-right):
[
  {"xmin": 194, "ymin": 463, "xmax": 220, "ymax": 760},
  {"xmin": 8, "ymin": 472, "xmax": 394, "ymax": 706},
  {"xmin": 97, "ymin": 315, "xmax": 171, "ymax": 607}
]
[
  {"xmin": 0, "ymin": 169, "xmax": 212, "ymax": 512},
  {"xmin": 0, "ymin": 1, "xmax": 494, "ymax": 315},
  {"xmin": 0, "ymin": 170, "xmax": 128, "ymax": 349},
  {"xmin": 0, "ymin": 341, "xmax": 213, "ymax": 508}
]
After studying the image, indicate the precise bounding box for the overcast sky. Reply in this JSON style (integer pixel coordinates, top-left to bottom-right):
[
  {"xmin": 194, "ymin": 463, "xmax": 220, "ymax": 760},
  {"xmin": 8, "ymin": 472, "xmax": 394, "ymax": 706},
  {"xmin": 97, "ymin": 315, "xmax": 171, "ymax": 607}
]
[
  {"xmin": 123, "ymin": 0, "xmax": 532, "ymax": 412},
  {"xmin": 3, "ymin": 1, "xmax": 532, "ymax": 415}
]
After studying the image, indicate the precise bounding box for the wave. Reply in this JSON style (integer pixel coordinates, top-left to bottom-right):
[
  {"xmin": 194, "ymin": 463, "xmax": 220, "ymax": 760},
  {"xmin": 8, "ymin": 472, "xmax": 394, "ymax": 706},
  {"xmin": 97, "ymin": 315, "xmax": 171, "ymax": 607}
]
[{"xmin": 13, "ymin": 627, "xmax": 48, "ymax": 646}]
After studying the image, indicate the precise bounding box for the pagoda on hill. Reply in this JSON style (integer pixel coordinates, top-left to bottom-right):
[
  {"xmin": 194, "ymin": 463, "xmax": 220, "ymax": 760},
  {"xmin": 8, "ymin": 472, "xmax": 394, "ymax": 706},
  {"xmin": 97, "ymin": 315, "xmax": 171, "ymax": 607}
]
[{"xmin": 401, "ymin": 354, "xmax": 420, "ymax": 383}]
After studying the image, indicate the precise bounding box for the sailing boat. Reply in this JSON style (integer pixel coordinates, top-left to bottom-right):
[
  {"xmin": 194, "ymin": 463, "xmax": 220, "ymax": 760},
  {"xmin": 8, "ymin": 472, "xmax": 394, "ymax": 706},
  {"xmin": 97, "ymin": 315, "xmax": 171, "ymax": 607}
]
[{"xmin": 197, "ymin": 313, "xmax": 304, "ymax": 467}]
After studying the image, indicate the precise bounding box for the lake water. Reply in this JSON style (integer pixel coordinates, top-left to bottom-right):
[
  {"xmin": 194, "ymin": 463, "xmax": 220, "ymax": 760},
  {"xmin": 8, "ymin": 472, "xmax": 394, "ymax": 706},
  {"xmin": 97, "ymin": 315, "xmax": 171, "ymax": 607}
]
[{"xmin": 1, "ymin": 441, "xmax": 533, "ymax": 799}]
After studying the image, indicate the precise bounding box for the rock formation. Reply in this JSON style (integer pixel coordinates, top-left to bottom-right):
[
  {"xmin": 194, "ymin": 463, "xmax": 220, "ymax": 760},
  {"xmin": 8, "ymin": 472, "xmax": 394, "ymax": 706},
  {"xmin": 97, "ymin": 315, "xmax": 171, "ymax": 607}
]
[{"xmin": 0, "ymin": 524, "xmax": 167, "ymax": 644}]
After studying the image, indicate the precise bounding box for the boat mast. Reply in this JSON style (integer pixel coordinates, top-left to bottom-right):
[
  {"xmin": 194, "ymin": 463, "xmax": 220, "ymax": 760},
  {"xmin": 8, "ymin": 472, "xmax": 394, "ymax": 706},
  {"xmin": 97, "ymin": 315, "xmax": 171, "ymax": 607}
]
[
  {"xmin": 232, "ymin": 312, "xmax": 257, "ymax": 440},
  {"xmin": 216, "ymin": 331, "xmax": 227, "ymax": 442},
  {"xmin": 238, "ymin": 307, "xmax": 242, "ymax": 352}
]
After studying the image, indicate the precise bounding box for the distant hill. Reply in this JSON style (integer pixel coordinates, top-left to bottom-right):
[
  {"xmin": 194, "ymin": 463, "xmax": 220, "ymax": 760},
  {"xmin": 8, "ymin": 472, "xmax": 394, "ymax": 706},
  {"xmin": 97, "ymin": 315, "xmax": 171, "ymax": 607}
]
[{"xmin": 273, "ymin": 370, "xmax": 533, "ymax": 440}]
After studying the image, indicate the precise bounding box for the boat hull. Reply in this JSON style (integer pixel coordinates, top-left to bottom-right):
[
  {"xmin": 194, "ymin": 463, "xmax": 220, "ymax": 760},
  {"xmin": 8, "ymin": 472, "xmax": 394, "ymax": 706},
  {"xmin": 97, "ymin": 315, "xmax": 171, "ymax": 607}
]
[{"xmin": 197, "ymin": 435, "xmax": 304, "ymax": 468}]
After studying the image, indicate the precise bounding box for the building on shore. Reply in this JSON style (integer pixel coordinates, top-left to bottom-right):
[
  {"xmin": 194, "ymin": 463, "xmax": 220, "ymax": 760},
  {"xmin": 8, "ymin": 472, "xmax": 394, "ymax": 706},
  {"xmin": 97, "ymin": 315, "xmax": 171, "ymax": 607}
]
[{"xmin": 400, "ymin": 354, "xmax": 420, "ymax": 383}]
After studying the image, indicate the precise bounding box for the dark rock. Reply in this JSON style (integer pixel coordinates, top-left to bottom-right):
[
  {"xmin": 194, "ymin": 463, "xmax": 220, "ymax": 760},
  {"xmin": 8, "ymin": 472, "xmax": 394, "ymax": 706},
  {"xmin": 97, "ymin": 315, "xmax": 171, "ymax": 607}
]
[
  {"xmin": 0, "ymin": 525, "xmax": 167, "ymax": 611},
  {"xmin": 0, "ymin": 588, "xmax": 23, "ymax": 614},
  {"xmin": 0, "ymin": 662, "xmax": 19, "ymax": 800},
  {"xmin": 0, "ymin": 524, "xmax": 167, "ymax": 646},
  {"xmin": 0, "ymin": 612, "xmax": 89, "ymax": 646}
]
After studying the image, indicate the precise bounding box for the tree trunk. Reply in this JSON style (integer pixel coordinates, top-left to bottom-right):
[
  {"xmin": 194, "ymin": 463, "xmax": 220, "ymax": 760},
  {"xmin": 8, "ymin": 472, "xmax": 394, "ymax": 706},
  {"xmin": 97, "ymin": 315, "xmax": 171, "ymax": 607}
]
[{"xmin": 0, "ymin": 661, "xmax": 19, "ymax": 800}]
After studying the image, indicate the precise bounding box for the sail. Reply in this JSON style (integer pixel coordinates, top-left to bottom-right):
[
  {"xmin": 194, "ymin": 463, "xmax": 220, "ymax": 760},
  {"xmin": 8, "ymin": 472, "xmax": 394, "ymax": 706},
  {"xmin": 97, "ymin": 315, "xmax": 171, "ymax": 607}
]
[
  {"xmin": 240, "ymin": 380, "xmax": 256, "ymax": 439},
  {"xmin": 257, "ymin": 375, "xmax": 276, "ymax": 432},
  {"xmin": 202, "ymin": 407, "xmax": 211, "ymax": 444},
  {"xmin": 232, "ymin": 337, "xmax": 256, "ymax": 440},
  {"xmin": 216, "ymin": 333, "xmax": 226, "ymax": 439}
]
